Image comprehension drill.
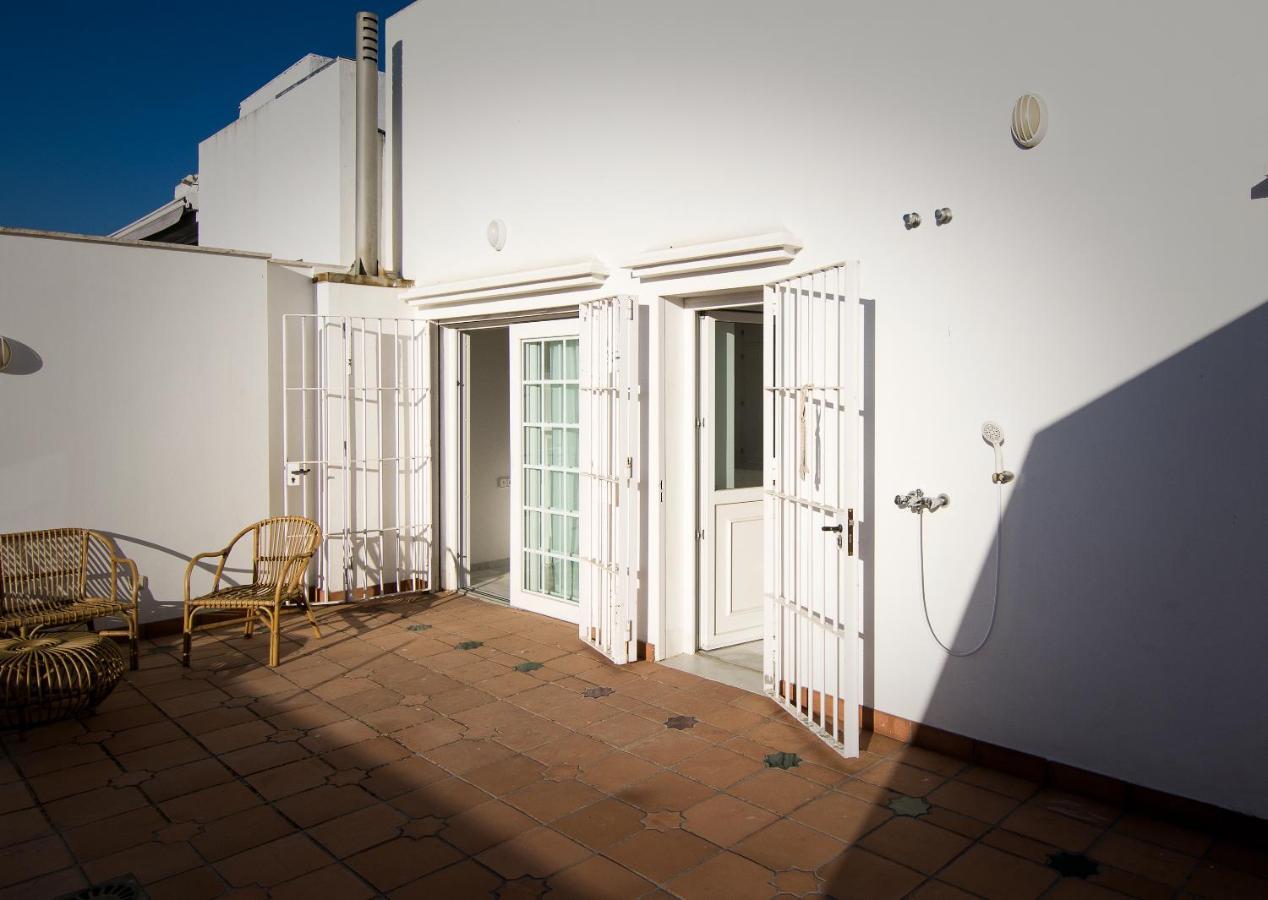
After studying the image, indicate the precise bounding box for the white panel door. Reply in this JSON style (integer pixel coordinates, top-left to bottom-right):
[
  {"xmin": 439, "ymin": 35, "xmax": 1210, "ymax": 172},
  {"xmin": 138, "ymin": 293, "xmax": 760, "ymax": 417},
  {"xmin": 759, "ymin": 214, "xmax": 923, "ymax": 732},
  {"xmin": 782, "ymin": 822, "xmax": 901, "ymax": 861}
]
[
  {"xmin": 578, "ymin": 296, "xmax": 641, "ymax": 664},
  {"xmin": 763, "ymin": 264, "xmax": 861, "ymax": 757},
  {"xmin": 281, "ymin": 315, "xmax": 434, "ymax": 602},
  {"xmin": 510, "ymin": 319, "xmax": 583, "ymax": 623},
  {"xmin": 700, "ymin": 312, "xmax": 764, "ymax": 649}
]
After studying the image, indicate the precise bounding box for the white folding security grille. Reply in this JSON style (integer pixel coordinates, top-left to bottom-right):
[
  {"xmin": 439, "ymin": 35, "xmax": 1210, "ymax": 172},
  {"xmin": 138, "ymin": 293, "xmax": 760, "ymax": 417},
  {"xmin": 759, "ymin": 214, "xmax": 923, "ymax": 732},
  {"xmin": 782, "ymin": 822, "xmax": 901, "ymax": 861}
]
[
  {"xmin": 281, "ymin": 314, "xmax": 433, "ymax": 603},
  {"xmin": 763, "ymin": 263, "xmax": 861, "ymax": 756},
  {"xmin": 578, "ymin": 296, "xmax": 641, "ymax": 663}
]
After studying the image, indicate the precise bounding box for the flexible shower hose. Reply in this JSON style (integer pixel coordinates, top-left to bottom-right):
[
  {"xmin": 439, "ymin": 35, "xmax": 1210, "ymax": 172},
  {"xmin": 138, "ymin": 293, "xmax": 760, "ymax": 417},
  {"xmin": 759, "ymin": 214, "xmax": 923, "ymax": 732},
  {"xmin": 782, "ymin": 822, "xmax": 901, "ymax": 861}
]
[{"xmin": 918, "ymin": 483, "xmax": 1002, "ymax": 656}]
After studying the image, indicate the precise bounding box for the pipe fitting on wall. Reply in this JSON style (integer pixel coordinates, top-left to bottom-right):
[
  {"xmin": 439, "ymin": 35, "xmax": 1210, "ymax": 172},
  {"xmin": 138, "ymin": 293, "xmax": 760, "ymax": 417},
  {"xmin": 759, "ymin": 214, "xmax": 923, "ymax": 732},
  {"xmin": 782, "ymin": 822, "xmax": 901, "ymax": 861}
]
[
  {"xmin": 903, "ymin": 212, "xmax": 922, "ymax": 230},
  {"xmin": 934, "ymin": 207, "xmax": 953, "ymax": 226}
]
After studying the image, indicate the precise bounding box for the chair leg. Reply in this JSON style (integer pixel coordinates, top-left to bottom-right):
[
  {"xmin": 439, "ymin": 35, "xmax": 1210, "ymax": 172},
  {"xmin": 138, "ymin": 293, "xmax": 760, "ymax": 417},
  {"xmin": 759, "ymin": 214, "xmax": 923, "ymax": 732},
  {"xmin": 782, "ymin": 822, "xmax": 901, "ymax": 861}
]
[
  {"xmin": 129, "ymin": 615, "xmax": 139, "ymax": 671},
  {"xmin": 268, "ymin": 613, "xmax": 280, "ymax": 668},
  {"xmin": 243, "ymin": 610, "xmax": 255, "ymax": 639},
  {"xmin": 182, "ymin": 606, "xmax": 192, "ymax": 668},
  {"xmin": 303, "ymin": 601, "xmax": 322, "ymax": 640}
]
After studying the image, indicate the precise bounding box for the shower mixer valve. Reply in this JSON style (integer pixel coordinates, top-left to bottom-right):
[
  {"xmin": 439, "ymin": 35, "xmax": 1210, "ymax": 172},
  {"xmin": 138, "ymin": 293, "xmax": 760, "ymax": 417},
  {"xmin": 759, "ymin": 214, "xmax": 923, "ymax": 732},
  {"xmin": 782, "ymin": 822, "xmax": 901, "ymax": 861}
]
[{"xmin": 894, "ymin": 489, "xmax": 949, "ymax": 513}]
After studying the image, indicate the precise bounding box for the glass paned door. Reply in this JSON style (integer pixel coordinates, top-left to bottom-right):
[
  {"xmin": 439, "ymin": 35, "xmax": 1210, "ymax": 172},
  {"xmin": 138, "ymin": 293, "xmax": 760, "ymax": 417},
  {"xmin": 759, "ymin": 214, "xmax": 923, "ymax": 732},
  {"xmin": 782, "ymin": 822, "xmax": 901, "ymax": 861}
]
[{"xmin": 510, "ymin": 320, "xmax": 582, "ymax": 622}]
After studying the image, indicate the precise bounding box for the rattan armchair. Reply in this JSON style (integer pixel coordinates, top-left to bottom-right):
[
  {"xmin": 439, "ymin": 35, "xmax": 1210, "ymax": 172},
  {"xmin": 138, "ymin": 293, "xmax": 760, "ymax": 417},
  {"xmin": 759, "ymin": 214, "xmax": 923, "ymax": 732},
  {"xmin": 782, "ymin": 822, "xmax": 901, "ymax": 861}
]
[
  {"xmin": 183, "ymin": 516, "xmax": 322, "ymax": 668},
  {"xmin": 0, "ymin": 528, "xmax": 140, "ymax": 670}
]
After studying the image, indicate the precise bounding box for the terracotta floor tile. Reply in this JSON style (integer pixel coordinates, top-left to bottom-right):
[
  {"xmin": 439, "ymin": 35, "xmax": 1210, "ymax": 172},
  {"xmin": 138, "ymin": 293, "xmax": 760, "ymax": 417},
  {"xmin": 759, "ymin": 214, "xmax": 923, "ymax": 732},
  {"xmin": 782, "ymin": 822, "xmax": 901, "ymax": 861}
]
[
  {"xmin": 980, "ymin": 825, "xmax": 1059, "ymax": 863},
  {"xmin": 682, "ymin": 794, "xmax": 778, "ymax": 847},
  {"xmin": 586, "ymin": 712, "xmax": 665, "ymax": 747},
  {"xmin": 526, "ymin": 732, "xmax": 615, "ymax": 768},
  {"xmin": 28, "ymin": 759, "xmax": 120, "ymax": 803},
  {"xmin": 616, "ymin": 770, "xmax": 717, "ymax": 813},
  {"xmin": 245, "ymin": 757, "xmax": 334, "ymax": 800},
  {"xmin": 358, "ymin": 755, "xmax": 447, "ymax": 799},
  {"xmin": 198, "ymin": 719, "xmax": 277, "ymax": 754},
  {"xmin": 425, "ymin": 736, "xmax": 514, "ymax": 774},
  {"xmin": 395, "ymin": 717, "xmax": 466, "ymax": 753},
  {"xmin": 927, "ymin": 779, "xmax": 1022, "ymax": 824},
  {"xmin": 733, "ymin": 818, "xmax": 846, "ymax": 872},
  {"xmin": 668, "ymin": 849, "xmax": 776, "ymax": 900},
  {"xmin": 577, "ymin": 751, "xmax": 659, "ymax": 793},
  {"xmin": 275, "ymin": 784, "xmax": 378, "ymax": 827},
  {"xmin": 358, "ymin": 704, "xmax": 436, "ymax": 734},
  {"xmin": 1000, "ymin": 802, "xmax": 1105, "ymax": 852},
  {"xmin": 476, "ymin": 826, "xmax": 590, "ymax": 878},
  {"xmin": 817, "ymin": 847, "xmax": 925, "ymax": 900},
  {"xmin": 547, "ymin": 854, "xmax": 654, "ymax": 899},
  {"xmin": 299, "ymin": 718, "xmax": 379, "ymax": 754},
  {"xmin": 0, "ymin": 835, "xmax": 75, "ymax": 888},
  {"xmin": 0, "ymin": 808, "xmax": 52, "ymax": 850},
  {"xmin": 1112, "ymin": 813, "xmax": 1212, "ymax": 857},
  {"xmin": 347, "ymin": 836, "xmax": 463, "ymax": 892},
  {"xmin": 626, "ymin": 729, "xmax": 711, "ymax": 767},
  {"xmin": 63, "ymin": 805, "xmax": 167, "ymax": 862},
  {"xmin": 955, "ymin": 765, "xmax": 1039, "ymax": 800},
  {"xmin": 141, "ymin": 757, "xmax": 235, "ymax": 803},
  {"xmin": 310, "ymin": 802, "xmax": 409, "ymax": 858},
  {"xmin": 857, "ymin": 759, "xmax": 947, "ymax": 797},
  {"xmin": 791, "ymin": 790, "xmax": 892, "ymax": 843},
  {"xmin": 387, "ymin": 859, "xmax": 503, "ymax": 899},
  {"xmin": 83, "ymin": 839, "xmax": 204, "ymax": 886},
  {"xmin": 1089, "ymin": 831, "xmax": 1197, "ymax": 887},
  {"xmin": 215, "ymin": 833, "xmax": 334, "ymax": 888},
  {"xmin": 1184, "ymin": 859, "xmax": 1268, "ymax": 898},
  {"xmin": 443, "ymin": 799, "xmax": 540, "ymax": 855},
  {"xmin": 506, "ymin": 777, "xmax": 604, "ymax": 822},
  {"xmin": 388, "ymin": 776, "xmax": 489, "ymax": 820},
  {"xmin": 220, "ymin": 740, "xmax": 310, "ymax": 778},
  {"xmin": 189, "ymin": 805, "xmax": 294, "ymax": 862},
  {"xmin": 269, "ymin": 863, "xmax": 377, "ymax": 900},
  {"xmin": 465, "ymin": 751, "xmax": 548, "ymax": 796},
  {"xmin": 938, "ymin": 843, "xmax": 1059, "ymax": 900},
  {"xmin": 322, "ymin": 736, "xmax": 411, "ymax": 771},
  {"xmin": 159, "ymin": 781, "xmax": 260, "ymax": 824},
  {"xmin": 838, "ymin": 776, "xmax": 902, "ymax": 806},
  {"xmin": 144, "ymin": 865, "xmax": 228, "ymax": 900},
  {"xmin": 607, "ymin": 827, "xmax": 719, "ymax": 883},
  {"xmin": 553, "ymin": 798, "xmax": 646, "ymax": 850},
  {"xmin": 890, "ymin": 746, "xmax": 968, "ymax": 778},
  {"xmin": 14, "ymin": 742, "xmax": 109, "ymax": 778},
  {"xmin": 0, "ymin": 867, "xmax": 87, "ymax": 900},
  {"xmin": 909, "ymin": 880, "xmax": 982, "ymax": 900},
  {"xmin": 728, "ymin": 768, "xmax": 823, "ymax": 815},
  {"xmin": 860, "ymin": 816, "xmax": 974, "ymax": 875},
  {"xmin": 674, "ymin": 745, "xmax": 767, "ymax": 790}
]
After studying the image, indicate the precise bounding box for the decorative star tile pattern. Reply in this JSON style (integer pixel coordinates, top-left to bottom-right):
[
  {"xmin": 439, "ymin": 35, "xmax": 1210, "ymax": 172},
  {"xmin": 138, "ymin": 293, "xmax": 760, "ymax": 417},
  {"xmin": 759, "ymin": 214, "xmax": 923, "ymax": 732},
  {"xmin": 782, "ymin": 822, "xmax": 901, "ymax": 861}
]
[
  {"xmin": 514, "ymin": 661, "xmax": 544, "ymax": 672},
  {"xmin": 56, "ymin": 875, "xmax": 148, "ymax": 900},
  {"xmin": 582, "ymin": 686, "xmax": 615, "ymax": 699},
  {"xmin": 764, "ymin": 751, "xmax": 802, "ymax": 769},
  {"xmin": 888, "ymin": 796, "xmax": 931, "ymax": 817},
  {"xmin": 1048, "ymin": 851, "xmax": 1101, "ymax": 878},
  {"xmin": 455, "ymin": 640, "xmax": 484, "ymax": 650},
  {"xmin": 406, "ymin": 624, "xmax": 432, "ymax": 632},
  {"xmin": 665, "ymin": 715, "xmax": 697, "ymax": 730},
  {"xmin": 642, "ymin": 810, "xmax": 684, "ymax": 831}
]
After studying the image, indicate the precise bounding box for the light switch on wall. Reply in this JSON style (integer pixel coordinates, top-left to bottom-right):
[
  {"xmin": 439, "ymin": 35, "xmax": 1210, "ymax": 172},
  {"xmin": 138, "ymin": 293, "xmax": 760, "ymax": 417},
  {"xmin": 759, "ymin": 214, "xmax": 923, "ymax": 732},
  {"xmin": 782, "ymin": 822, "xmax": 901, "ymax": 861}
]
[{"xmin": 496, "ymin": 476, "xmax": 511, "ymax": 489}]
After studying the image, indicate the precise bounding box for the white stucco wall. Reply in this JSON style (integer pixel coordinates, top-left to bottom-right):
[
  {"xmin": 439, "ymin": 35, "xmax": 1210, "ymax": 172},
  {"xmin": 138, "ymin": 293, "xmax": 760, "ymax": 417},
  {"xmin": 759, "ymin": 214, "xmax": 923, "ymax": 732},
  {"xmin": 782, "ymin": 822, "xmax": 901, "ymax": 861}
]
[
  {"xmin": 198, "ymin": 59, "xmax": 356, "ymax": 265},
  {"xmin": 386, "ymin": 0, "xmax": 1268, "ymax": 816},
  {"xmin": 0, "ymin": 231, "xmax": 275, "ymax": 624}
]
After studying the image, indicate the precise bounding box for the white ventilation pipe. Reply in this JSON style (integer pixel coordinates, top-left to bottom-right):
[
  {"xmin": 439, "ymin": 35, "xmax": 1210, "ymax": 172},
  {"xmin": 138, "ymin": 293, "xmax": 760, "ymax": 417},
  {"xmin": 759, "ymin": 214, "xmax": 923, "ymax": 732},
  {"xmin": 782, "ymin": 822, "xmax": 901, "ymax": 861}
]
[{"xmin": 353, "ymin": 11, "xmax": 380, "ymax": 276}]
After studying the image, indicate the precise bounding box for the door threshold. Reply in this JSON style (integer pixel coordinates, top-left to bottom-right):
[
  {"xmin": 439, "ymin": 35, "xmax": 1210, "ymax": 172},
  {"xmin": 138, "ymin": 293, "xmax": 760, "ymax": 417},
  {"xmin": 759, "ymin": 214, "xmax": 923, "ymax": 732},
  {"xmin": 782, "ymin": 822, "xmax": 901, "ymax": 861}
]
[{"xmin": 660, "ymin": 649, "xmax": 764, "ymax": 695}]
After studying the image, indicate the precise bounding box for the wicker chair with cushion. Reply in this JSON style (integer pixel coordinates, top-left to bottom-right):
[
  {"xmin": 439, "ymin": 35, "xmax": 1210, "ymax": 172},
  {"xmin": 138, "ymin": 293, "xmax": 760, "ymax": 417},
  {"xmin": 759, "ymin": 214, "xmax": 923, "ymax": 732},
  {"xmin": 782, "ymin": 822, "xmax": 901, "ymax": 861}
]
[
  {"xmin": 0, "ymin": 528, "xmax": 140, "ymax": 670},
  {"xmin": 183, "ymin": 516, "xmax": 322, "ymax": 668}
]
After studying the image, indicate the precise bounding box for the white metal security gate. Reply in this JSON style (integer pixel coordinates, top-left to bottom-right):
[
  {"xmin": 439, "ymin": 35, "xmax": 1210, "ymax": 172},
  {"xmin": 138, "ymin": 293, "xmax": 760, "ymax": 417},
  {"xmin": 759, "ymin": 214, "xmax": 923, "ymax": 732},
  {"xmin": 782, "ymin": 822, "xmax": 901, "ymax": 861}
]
[
  {"xmin": 763, "ymin": 263, "xmax": 861, "ymax": 756},
  {"xmin": 281, "ymin": 314, "xmax": 433, "ymax": 603},
  {"xmin": 579, "ymin": 296, "xmax": 641, "ymax": 663}
]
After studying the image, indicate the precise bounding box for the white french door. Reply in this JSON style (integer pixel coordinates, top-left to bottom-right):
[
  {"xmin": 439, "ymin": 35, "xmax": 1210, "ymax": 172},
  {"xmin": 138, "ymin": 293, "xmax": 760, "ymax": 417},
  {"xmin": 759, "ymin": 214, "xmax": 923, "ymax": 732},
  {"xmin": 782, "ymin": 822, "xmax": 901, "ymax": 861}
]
[
  {"xmin": 578, "ymin": 296, "xmax": 640, "ymax": 664},
  {"xmin": 509, "ymin": 320, "xmax": 583, "ymax": 623},
  {"xmin": 764, "ymin": 263, "xmax": 861, "ymax": 757},
  {"xmin": 699, "ymin": 311, "xmax": 765, "ymax": 650}
]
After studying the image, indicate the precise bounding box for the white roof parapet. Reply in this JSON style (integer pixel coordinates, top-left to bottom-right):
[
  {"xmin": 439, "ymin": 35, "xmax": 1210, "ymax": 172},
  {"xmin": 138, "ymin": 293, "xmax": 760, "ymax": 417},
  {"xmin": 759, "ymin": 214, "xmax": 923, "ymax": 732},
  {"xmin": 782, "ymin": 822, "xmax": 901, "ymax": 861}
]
[
  {"xmin": 401, "ymin": 260, "xmax": 609, "ymax": 308},
  {"xmin": 623, "ymin": 231, "xmax": 802, "ymax": 280}
]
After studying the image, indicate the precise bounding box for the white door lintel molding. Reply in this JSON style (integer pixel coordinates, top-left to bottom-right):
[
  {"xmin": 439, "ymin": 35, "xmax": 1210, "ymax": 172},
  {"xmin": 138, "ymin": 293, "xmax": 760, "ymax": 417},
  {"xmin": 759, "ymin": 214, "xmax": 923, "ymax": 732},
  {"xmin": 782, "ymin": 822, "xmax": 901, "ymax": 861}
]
[
  {"xmin": 623, "ymin": 231, "xmax": 802, "ymax": 281},
  {"xmin": 402, "ymin": 260, "xmax": 609, "ymax": 308}
]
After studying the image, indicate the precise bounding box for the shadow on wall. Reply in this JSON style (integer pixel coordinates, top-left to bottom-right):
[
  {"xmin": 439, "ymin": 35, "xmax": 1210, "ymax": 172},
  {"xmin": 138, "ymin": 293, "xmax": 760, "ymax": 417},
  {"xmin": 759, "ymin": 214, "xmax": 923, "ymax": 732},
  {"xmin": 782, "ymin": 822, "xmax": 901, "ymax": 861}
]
[
  {"xmin": 919, "ymin": 300, "xmax": 1268, "ymax": 816},
  {"xmin": 0, "ymin": 336, "xmax": 43, "ymax": 376},
  {"xmin": 100, "ymin": 531, "xmax": 253, "ymax": 623}
]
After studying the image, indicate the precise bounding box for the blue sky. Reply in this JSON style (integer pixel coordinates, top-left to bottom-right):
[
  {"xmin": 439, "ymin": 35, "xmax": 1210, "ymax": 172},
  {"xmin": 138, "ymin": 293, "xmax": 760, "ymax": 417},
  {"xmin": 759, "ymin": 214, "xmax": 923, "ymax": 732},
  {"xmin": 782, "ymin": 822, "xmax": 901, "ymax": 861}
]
[{"xmin": 0, "ymin": 1, "xmax": 409, "ymax": 236}]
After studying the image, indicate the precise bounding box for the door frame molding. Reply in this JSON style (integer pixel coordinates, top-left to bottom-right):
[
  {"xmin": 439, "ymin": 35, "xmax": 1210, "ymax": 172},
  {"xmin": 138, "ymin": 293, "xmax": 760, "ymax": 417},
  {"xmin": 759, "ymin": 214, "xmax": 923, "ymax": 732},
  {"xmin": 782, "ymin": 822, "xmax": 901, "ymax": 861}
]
[{"xmin": 697, "ymin": 309, "xmax": 765, "ymax": 651}]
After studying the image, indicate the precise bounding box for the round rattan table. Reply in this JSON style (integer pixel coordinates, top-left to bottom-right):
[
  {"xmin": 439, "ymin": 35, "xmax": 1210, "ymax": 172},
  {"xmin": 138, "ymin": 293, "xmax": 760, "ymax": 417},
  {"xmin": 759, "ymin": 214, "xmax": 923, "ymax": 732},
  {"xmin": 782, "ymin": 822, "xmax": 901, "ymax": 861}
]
[{"xmin": 0, "ymin": 634, "xmax": 126, "ymax": 728}]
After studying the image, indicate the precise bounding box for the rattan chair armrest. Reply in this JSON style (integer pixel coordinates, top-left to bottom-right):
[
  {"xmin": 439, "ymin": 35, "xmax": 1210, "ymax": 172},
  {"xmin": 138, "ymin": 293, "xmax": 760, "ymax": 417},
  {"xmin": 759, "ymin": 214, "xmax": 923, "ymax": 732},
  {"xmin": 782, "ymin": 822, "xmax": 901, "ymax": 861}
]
[
  {"xmin": 116, "ymin": 557, "xmax": 141, "ymax": 608},
  {"xmin": 183, "ymin": 548, "xmax": 229, "ymax": 602},
  {"xmin": 272, "ymin": 553, "xmax": 315, "ymax": 604}
]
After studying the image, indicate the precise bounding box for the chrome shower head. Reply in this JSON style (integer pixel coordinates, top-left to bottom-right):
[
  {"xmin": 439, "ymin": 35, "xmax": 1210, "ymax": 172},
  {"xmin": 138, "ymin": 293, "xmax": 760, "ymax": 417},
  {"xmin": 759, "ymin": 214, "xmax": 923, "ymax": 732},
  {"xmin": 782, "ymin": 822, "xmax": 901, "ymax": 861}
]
[{"xmin": 981, "ymin": 421, "xmax": 1004, "ymax": 447}]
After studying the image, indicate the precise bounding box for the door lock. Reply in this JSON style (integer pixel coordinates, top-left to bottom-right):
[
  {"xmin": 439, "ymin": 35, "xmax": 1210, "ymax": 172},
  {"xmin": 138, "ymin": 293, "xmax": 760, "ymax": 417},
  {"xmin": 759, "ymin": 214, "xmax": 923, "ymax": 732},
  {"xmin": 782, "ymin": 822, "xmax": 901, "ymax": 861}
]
[{"xmin": 821, "ymin": 524, "xmax": 843, "ymax": 533}]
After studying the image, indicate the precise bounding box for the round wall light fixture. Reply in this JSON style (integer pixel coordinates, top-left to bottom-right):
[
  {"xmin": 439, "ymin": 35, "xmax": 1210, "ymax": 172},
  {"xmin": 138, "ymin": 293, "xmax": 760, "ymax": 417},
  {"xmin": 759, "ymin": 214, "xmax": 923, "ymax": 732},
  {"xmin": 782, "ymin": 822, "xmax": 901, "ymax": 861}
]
[
  {"xmin": 1011, "ymin": 93, "xmax": 1048, "ymax": 149},
  {"xmin": 487, "ymin": 219, "xmax": 507, "ymax": 251}
]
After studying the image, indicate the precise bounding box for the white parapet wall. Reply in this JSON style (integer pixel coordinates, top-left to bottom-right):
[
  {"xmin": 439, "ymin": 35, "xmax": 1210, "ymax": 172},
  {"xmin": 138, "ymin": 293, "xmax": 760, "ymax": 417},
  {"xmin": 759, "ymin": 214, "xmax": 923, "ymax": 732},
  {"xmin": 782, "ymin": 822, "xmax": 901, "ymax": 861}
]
[
  {"xmin": 0, "ymin": 229, "xmax": 314, "ymax": 626},
  {"xmin": 384, "ymin": 0, "xmax": 1268, "ymax": 816}
]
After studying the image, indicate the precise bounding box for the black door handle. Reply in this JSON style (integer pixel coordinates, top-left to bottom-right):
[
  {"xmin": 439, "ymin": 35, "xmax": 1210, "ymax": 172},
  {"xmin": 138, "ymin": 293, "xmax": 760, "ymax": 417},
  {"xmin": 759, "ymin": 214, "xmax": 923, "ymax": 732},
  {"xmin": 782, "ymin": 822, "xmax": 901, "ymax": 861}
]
[{"xmin": 821, "ymin": 524, "xmax": 843, "ymax": 533}]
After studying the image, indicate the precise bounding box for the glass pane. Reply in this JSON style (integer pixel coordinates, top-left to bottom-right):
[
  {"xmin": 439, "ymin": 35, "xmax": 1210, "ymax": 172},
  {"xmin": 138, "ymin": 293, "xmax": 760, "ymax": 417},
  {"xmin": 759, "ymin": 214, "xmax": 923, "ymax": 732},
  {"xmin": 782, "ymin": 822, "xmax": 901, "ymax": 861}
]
[
  {"xmin": 545, "ymin": 340, "xmax": 563, "ymax": 379},
  {"xmin": 564, "ymin": 339, "xmax": 579, "ymax": 379},
  {"xmin": 546, "ymin": 385, "xmax": 563, "ymax": 423},
  {"xmin": 548, "ymin": 471, "xmax": 565, "ymax": 511},
  {"xmin": 564, "ymin": 428, "xmax": 579, "ymax": 468},
  {"xmin": 523, "ymin": 341, "xmax": 541, "ymax": 380},
  {"xmin": 524, "ymin": 552, "xmax": 541, "ymax": 592},
  {"xmin": 523, "ymin": 427, "xmax": 541, "ymax": 464},
  {"xmin": 524, "ymin": 385, "xmax": 541, "ymax": 423},
  {"xmin": 713, "ymin": 321, "xmax": 764, "ymax": 490},
  {"xmin": 566, "ymin": 473, "xmax": 579, "ymax": 509},
  {"xmin": 567, "ymin": 560, "xmax": 579, "ymax": 602},
  {"xmin": 564, "ymin": 384, "xmax": 578, "ymax": 424},
  {"xmin": 550, "ymin": 428, "xmax": 566, "ymax": 466},
  {"xmin": 567, "ymin": 516, "xmax": 579, "ymax": 556},
  {"xmin": 524, "ymin": 511, "xmax": 541, "ymax": 550},
  {"xmin": 550, "ymin": 514, "xmax": 567, "ymax": 554},
  {"xmin": 524, "ymin": 468, "xmax": 540, "ymax": 507},
  {"xmin": 543, "ymin": 556, "xmax": 561, "ymax": 597}
]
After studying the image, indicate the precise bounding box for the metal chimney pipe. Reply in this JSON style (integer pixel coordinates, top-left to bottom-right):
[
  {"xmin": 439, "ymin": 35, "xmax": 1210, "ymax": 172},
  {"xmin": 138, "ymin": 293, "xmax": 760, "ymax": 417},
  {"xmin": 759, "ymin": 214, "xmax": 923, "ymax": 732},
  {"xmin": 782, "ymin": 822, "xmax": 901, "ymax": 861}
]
[{"xmin": 353, "ymin": 11, "xmax": 380, "ymax": 276}]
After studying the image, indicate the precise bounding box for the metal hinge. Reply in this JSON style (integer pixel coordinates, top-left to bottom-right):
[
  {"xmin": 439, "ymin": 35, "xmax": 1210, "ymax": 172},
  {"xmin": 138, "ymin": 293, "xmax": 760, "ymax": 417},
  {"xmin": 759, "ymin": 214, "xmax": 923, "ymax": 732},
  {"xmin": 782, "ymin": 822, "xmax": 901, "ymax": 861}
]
[
  {"xmin": 659, "ymin": 479, "xmax": 664, "ymax": 503},
  {"xmin": 696, "ymin": 528, "xmax": 705, "ymax": 541},
  {"xmin": 696, "ymin": 417, "xmax": 705, "ymax": 429},
  {"xmin": 625, "ymin": 620, "xmax": 633, "ymax": 640}
]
